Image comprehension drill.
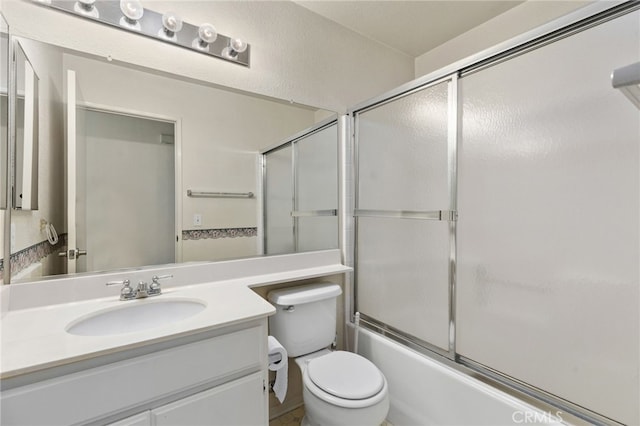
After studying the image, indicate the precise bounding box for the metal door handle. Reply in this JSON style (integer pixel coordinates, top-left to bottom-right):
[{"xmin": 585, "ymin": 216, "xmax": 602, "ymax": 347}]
[{"xmin": 58, "ymin": 248, "xmax": 87, "ymax": 259}]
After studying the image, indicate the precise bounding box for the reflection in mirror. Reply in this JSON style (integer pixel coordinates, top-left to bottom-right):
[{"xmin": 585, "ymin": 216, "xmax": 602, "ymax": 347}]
[
  {"xmin": 7, "ymin": 36, "xmax": 336, "ymax": 284},
  {"xmin": 0, "ymin": 15, "xmax": 7, "ymax": 284},
  {"xmin": 13, "ymin": 40, "xmax": 39, "ymax": 211},
  {"xmin": 263, "ymin": 119, "xmax": 339, "ymax": 254}
]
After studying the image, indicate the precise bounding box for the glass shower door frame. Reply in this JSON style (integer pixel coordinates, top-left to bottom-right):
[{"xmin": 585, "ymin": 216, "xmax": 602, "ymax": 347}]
[
  {"xmin": 261, "ymin": 117, "xmax": 338, "ymax": 254},
  {"xmin": 352, "ymin": 73, "xmax": 459, "ymax": 360},
  {"xmin": 349, "ymin": 3, "xmax": 640, "ymax": 425}
]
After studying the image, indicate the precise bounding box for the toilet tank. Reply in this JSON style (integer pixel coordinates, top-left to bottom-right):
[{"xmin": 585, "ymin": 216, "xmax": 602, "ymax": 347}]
[{"xmin": 268, "ymin": 282, "xmax": 342, "ymax": 357}]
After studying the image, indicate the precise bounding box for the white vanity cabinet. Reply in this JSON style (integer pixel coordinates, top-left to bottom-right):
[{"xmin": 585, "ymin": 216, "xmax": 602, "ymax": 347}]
[
  {"xmin": 107, "ymin": 372, "xmax": 265, "ymax": 426},
  {"xmin": 1, "ymin": 321, "xmax": 269, "ymax": 426},
  {"xmin": 108, "ymin": 412, "xmax": 152, "ymax": 426},
  {"xmin": 151, "ymin": 372, "xmax": 265, "ymax": 425}
]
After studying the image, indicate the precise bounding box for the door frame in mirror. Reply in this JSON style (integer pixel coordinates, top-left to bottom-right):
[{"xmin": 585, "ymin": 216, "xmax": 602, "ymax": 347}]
[
  {"xmin": 0, "ymin": 13, "xmax": 9, "ymax": 211},
  {"xmin": 64, "ymin": 95, "xmax": 183, "ymax": 274},
  {"xmin": 12, "ymin": 39, "xmax": 39, "ymax": 211}
]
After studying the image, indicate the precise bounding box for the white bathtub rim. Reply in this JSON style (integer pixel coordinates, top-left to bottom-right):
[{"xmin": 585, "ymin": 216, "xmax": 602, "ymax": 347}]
[{"xmin": 355, "ymin": 327, "xmax": 567, "ymax": 425}]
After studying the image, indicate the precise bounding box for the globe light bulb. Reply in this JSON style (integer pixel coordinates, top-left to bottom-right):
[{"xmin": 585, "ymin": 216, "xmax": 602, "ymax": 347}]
[
  {"xmin": 162, "ymin": 12, "xmax": 183, "ymax": 33},
  {"xmin": 230, "ymin": 38, "xmax": 248, "ymax": 54},
  {"xmin": 156, "ymin": 11, "xmax": 183, "ymax": 41},
  {"xmin": 192, "ymin": 23, "xmax": 218, "ymax": 51},
  {"xmin": 222, "ymin": 38, "xmax": 248, "ymax": 60},
  {"xmin": 120, "ymin": 0, "xmax": 144, "ymax": 21},
  {"xmin": 198, "ymin": 23, "xmax": 218, "ymax": 44}
]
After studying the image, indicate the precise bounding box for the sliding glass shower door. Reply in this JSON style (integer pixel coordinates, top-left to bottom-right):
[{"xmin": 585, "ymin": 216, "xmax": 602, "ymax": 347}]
[
  {"xmin": 353, "ymin": 5, "xmax": 639, "ymax": 424},
  {"xmin": 456, "ymin": 10, "xmax": 639, "ymax": 424},
  {"xmin": 263, "ymin": 120, "xmax": 338, "ymax": 254},
  {"xmin": 355, "ymin": 78, "xmax": 456, "ymax": 353}
]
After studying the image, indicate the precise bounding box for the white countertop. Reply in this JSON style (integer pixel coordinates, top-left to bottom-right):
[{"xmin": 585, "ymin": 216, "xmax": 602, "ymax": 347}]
[
  {"xmin": 0, "ymin": 250, "xmax": 352, "ymax": 380},
  {"xmin": 0, "ymin": 281, "xmax": 276, "ymax": 379}
]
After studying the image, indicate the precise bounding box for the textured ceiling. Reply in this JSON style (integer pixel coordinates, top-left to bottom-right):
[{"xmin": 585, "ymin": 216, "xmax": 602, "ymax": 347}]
[{"xmin": 293, "ymin": 0, "xmax": 525, "ymax": 57}]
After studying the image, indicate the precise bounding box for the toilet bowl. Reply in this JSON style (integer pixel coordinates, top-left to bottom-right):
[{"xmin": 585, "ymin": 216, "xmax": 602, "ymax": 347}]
[
  {"xmin": 296, "ymin": 350, "xmax": 389, "ymax": 426},
  {"xmin": 268, "ymin": 283, "xmax": 390, "ymax": 426}
]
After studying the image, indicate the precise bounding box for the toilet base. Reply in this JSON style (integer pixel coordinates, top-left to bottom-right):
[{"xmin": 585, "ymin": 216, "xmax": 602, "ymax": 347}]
[{"xmin": 301, "ymin": 411, "xmax": 388, "ymax": 426}]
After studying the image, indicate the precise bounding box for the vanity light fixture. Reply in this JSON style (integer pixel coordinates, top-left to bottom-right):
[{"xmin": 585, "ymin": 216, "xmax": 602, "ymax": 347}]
[
  {"xmin": 193, "ymin": 23, "xmax": 218, "ymax": 52},
  {"xmin": 222, "ymin": 38, "xmax": 248, "ymax": 60},
  {"xmin": 159, "ymin": 11, "xmax": 183, "ymax": 41},
  {"xmin": 74, "ymin": 0, "xmax": 99, "ymax": 18},
  {"xmin": 34, "ymin": 0, "xmax": 251, "ymax": 67},
  {"xmin": 119, "ymin": 0, "xmax": 144, "ymax": 31}
]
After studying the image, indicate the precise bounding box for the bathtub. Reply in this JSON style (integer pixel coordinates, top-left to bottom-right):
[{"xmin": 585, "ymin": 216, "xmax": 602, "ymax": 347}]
[{"xmin": 356, "ymin": 328, "xmax": 568, "ymax": 426}]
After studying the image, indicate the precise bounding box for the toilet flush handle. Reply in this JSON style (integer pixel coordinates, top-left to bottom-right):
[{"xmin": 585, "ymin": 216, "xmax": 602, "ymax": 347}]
[{"xmin": 283, "ymin": 305, "xmax": 295, "ymax": 312}]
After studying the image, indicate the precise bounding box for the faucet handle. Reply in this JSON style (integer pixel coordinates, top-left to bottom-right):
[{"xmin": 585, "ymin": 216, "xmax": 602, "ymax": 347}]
[
  {"xmin": 106, "ymin": 279, "xmax": 134, "ymax": 300},
  {"xmin": 106, "ymin": 279, "xmax": 131, "ymax": 288},
  {"xmin": 152, "ymin": 274, "xmax": 173, "ymax": 284},
  {"xmin": 149, "ymin": 274, "xmax": 172, "ymax": 295}
]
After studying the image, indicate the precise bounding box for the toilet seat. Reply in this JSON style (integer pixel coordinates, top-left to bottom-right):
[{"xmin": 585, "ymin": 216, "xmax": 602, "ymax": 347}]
[
  {"xmin": 307, "ymin": 351, "xmax": 384, "ymax": 399},
  {"xmin": 302, "ymin": 351, "xmax": 388, "ymax": 409}
]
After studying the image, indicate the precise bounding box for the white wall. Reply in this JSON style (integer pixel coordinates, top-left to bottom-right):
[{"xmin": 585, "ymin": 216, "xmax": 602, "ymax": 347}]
[
  {"xmin": 2, "ymin": 0, "xmax": 415, "ymax": 113},
  {"xmin": 62, "ymin": 51, "xmax": 317, "ymax": 262},
  {"xmin": 414, "ymin": 1, "xmax": 592, "ymax": 78}
]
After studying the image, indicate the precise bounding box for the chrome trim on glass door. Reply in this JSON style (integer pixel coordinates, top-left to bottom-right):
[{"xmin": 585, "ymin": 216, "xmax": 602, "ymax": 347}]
[
  {"xmin": 447, "ymin": 74, "xmax": 459, "ymax": 359},
  {"xmin": 291, "ymin": 209, "xmax": 337, "ymax": 217},
  {"xmin": 354, "ymin": 209, "xmax": 456, "ymax": 221}
]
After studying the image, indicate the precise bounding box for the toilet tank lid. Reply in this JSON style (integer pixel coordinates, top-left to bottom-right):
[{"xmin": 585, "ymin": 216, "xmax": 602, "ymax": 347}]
[{"xmin": 268, "ymin": 283, "xmax": 342, "ymax": 306}]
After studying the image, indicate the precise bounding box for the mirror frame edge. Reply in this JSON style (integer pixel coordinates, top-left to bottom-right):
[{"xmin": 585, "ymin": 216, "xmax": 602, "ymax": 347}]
[{"xmin": 3, "ymin": 13, "xmax": 13, "ymax": 283}]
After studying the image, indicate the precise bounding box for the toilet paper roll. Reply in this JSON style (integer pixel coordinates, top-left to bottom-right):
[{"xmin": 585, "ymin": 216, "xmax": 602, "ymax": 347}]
[{"xmin": 268, "ymin": 336, "xmax": 288, "ymax": 403}]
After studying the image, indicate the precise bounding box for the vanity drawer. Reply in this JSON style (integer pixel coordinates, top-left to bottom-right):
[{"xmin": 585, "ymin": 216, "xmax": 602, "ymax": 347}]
[{"xmin": 1, "ymin": 323, "xmax": 266, "ymax": 426}]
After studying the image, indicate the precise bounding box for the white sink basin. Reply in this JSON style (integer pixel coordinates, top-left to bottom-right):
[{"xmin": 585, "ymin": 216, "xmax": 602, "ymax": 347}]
[{"xmin": 66, "ymin": 298, "xmax": 207, "ymax": 336}]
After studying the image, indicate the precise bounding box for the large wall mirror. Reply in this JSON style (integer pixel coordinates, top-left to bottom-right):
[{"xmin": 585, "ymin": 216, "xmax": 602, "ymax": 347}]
[{"xmin": 5, "ymin": 35, "xmax": 338, "ymax": 284}]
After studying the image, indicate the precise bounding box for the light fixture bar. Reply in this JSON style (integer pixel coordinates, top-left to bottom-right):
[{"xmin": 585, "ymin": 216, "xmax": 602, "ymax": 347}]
[{"xmin": 37, "ymin": 0, "xmax": 250, "ymax": 67}]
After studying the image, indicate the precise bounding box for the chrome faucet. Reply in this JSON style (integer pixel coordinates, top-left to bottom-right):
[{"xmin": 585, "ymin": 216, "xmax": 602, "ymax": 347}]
[
  {"xmin": 106, "ymin": 274, "xmax": 172, "ymax": 300},
  {"xmin": 135, "ymin": 280, "xmax": 150, "ymax": 298},
  {"xmin": 106, "ymin": 279, "xmax": 135, "ymax": 301},
  {"xmin": 150, "ymin": 274, "xmax": 173, "ymax": 295}
]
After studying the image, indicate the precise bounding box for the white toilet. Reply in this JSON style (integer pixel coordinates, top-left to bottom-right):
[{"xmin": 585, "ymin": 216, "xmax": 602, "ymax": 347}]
[{"xmin": 268, "ymin": 282, "xmax": 389, "ymax": 426}]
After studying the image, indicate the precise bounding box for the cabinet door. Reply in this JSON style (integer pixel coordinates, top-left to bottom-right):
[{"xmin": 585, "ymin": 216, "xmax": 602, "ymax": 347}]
[
  {"xmin": 152, "ymin": 372, "xmax": 266, "ymax": 426},
  {"xmin": 107, "ymin": 412, "xmax": 151, "ymax": 426}
]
